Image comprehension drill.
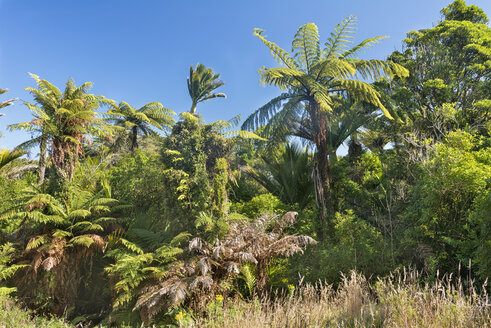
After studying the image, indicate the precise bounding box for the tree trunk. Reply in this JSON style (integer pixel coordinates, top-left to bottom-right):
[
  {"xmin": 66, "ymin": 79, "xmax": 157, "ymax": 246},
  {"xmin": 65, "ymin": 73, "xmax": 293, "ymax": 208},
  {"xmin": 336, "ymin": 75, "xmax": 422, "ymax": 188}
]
[
  {"xmin": 255, "ymin": 259, "xmax": 269, "ymax": 295},
  {"xmin": 190, "ymin": 101, "xmax": 198, "ymax": 114},
  {"xmin": 310, "ymin": 102, "xmax": 335, "ymax": 241},
  {"xmin": 38, "ymin": 134, "xmax": 47, "ymax": 185},
  {"xmin": 131, "ymin": 126, "xmax": 138, "ymax": 151}
]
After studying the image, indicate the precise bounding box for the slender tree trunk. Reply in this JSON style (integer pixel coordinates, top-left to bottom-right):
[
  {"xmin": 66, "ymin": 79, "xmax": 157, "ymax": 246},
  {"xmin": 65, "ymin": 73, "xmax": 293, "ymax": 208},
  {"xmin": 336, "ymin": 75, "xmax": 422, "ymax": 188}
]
[
  {"xmin": 190, "ymin": 101, "xmax": 198, "ymax": 114},
  {"xmin": 38, "ymin": 134, "xmax": 47, "ymax": 185},
  {"xmin": 310, "ymin": 102, "xmax": 335, "ymax": 241},
  {"xmin": 131, "ymin": 126, "xmax": 138, "ymax": 151}
]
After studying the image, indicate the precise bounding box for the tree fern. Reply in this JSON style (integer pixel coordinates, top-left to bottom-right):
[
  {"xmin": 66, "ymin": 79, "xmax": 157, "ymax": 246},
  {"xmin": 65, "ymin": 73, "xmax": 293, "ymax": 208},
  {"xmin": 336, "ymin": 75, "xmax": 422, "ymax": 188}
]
[
  {"xmin": 245, "ymin": 19, "xmax": 408, "ymax": 239},
  {"xmin": 0, "ymin": 243, "xmax": 28, "ymax": 296},
  {"xmin": 238, "ymin": 263, "xmax": 257, "ymax": 298},
  {"xmin": 105, "ymin": 101, "xmax": 175, "ymax": 151},
  {"xmin": 325, "ymin": 15, "xmax": 357, "ymax": 58},
  {"xmin": 126, "ymin": 211, "xmax": 315, "ymax": 324},
  {"xmin": 292, "ymin": 23, "xmax": 321, "ymax": 72}
]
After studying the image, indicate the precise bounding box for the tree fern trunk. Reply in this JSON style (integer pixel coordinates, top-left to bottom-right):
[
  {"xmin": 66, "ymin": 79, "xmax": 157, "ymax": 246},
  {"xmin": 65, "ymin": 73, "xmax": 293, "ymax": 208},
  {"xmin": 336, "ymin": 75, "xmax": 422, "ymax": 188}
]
[
  {"xmin": 131, "ymin": 126, "xmax": 138, "ymax": 151},
  {"xmin": 255, "ymin": 259, "xmax": 269, "ymax": 295},
  {"xmin": 311, "ymin": 102, "xmax": 335, "ymax": 241},
  {"xmin": 38, "ymin": 134, "xmax": 47, "ymax": 185}
]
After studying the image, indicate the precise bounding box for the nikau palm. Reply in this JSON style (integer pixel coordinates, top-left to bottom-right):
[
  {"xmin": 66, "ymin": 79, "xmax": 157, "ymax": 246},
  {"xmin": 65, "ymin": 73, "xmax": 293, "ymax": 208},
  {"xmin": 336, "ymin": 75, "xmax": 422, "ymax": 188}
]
[
  {"xmin": 106, "ymin": 101, "xmax": 175, "ymax": 151},
  {"xmin": 242, "ymin": 18, "xmax": 408, "ymax": 239},
  {"xmin": 246, "ymin": 143, "xmax": 313, "ymax": 209},
  {"xmin": 0, "ymin": 88, "xmax": 17, "ymax": 116},
  {"xmin": 0, "ymin": 149, "xmax": 24, "ymax": 171},
  {"xmin": 188, "ymin": 63, "xmax": 226, "ymax": 114}
]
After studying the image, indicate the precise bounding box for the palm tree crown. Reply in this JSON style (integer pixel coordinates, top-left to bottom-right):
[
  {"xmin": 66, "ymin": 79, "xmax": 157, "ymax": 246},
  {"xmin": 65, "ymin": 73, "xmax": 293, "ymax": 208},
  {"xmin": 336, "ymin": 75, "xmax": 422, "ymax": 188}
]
[
  {"xmin": 187, "ymin": 63, "xmax": 226, "ymax": 114},
  {"xmin": 0, "ymin": 149, "xmax": 24, "ymax": 171},
  {"xmin": 0, "ymin": 88, "xmax": 17, "ymax": 116}
]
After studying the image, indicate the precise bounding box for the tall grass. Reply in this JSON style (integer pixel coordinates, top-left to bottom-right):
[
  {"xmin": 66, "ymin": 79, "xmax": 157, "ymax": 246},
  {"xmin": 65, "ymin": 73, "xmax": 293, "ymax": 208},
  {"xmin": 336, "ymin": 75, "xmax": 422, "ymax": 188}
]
[
  {"xmin": 188, "ymin": 269, "xmax": 490, "ymax": 328},
  {"xmin": 1, "ymin": 269, "xmax": 488, "ymax": 327}
]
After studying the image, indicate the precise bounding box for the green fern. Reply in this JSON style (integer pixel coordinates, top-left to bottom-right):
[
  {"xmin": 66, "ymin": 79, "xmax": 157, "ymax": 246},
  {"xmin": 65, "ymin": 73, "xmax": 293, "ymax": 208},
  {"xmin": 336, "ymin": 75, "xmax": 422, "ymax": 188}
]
[
  {"xmin": 70, "ymin": 235, "xmax": 96, "ymax": 248},
  {"xmin": 325, "ymin": 15, "xmax": 357, "ymax": 58},
  {"xmin": 0, "ymin": 243, "xmax": 28, "ymax": 296},
  {"xmin": 238, "ymin": 264, "xmax": 257, "ymax": 298}
]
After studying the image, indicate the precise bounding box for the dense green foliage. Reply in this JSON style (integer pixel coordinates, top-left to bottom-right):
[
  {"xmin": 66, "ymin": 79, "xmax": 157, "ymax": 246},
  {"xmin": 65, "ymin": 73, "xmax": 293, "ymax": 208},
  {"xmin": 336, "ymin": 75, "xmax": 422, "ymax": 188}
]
[{"xmin": 0, "ymin": 1, "xmax": 489, "ymax": 326}]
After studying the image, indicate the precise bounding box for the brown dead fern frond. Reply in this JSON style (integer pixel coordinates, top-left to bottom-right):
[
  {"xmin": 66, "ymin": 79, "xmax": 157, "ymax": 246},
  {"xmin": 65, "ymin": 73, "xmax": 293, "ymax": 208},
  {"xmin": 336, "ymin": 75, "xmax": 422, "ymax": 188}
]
[{"xmin": 126, "ymin": 211, "xmax": 316, "ymax": 323}]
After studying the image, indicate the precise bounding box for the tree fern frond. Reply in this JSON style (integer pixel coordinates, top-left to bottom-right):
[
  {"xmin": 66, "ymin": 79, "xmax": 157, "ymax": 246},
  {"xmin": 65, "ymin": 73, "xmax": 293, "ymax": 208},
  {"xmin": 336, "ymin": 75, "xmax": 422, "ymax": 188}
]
[
  {"xmin": 52, "ymin": 229, "xmax": 72, "ymax": 238},
  {"xmin": 341, "ymin": 36, "xmax": 388, "ymax": 59},
  {"xmin": 238, "ymin": 263, "xmax": 256, "ymax": 297},
  {"xmin": 0, "ymin": 265, "xmax": 28, "ymax": 281},
  {"xmin": 311, "ymin": 57, "xmax": 356, "ymax": 79},
  {"xmin": 26, "ymin": 235, "xmax": 50, "ymax": 250},
  {"xmin": 254, "ymin": 28, "xmax": 297, "ymax": 69},
  {"xmin": 170, "ymin": 232, "xmax": 192, "ymax": 248},
  {"xmin": 222, "ymin": 130, "xmax": 266, "ymax": 140},
  {"xmin": 72, "ymin": 221, "xmax": 104, "ymax": 232},
  {"xmin": 120, "ymin": 239, "xmax": 144, "ymax": 255},
  {"xmin": 325, "ymin": 15, "xmax": 357, "ymax": 58},
  {"xmin": 292, "ymin": 22, "xmax": 321, "ymax": 72},
  {"xmin": 228, "ymin": 114, "xmax": 242, "ymax": 127},
  {"xmin": 258, "ymin": 67, "xmax": 304, "ymax": 89},
  {"xmin": 70, "ymin": 235, "xmax": 96, "ymax": 248},
  {"xmin": 241, "ymin": 93, "xmax": 296, "ymax": 131},
  {"xmin": 330, "ymin": 79, "xmax": 393, "ymax": 118}
]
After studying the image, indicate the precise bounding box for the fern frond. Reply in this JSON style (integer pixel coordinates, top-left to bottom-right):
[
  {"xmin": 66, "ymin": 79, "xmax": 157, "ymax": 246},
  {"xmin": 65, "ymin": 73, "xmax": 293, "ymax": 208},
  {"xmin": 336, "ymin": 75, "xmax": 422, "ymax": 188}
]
[
  {"xmin": 330, "ymin": 79, "xmax": 392, "ymax": 119},
  {"xmin": 258, "ymin": 69, "xmax": 302, "ymax": 91},
  {"xmin": 325, "ymin": 15, "xmax": 357, "ymax": 58},
  {"xmin": 26, "ymin": 235, "xmax": 50, "ymax": 250},
  {"xmin": 0, "ymin": 265, "xmax": 29, "ymax": 281},
  {"xmin": 170, "ymin": 232, "xmax": 192, "ymax": 247},
  {"xmin": 0, "ymin": 287, "xmax": 17, "ymax": 296},
  {"xmin": 292, "ymin": 23, "xmax": 321, "ymax": 72},
  {"xmin": 70, "ymin": 235, "xmax": 97, "ymax": 248},
  {"xmin": 222, "ymin": 130, "xmax": 266, "ymax": 140},
  {"xmin": 52, "ymin": 229, "xmax": 72, "ymax": 238},
  {"xmin": 120, "ymin": 239, "xmax": 144, "ymax": 255},
  {"xmin": 241, "ymin": 93, "xmax": 297, "ymax": 131},
  {"xmin": 341, "ymin": 36, "xmax": 388, "ymax": 59},
  {"xmin": 239, "ymin": 263, "xmax": 257, "ymax": 297},
  {"xmin": 254, "ymin": 28, "xmax": 297, "ymax": 69}
]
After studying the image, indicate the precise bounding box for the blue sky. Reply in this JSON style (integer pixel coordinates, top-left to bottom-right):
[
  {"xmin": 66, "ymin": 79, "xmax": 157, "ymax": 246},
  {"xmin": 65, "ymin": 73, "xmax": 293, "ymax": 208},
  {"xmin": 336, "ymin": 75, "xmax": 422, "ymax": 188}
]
[{"xmin": 1, "ymin": 0, "xmax": 490, "ymax": 151}]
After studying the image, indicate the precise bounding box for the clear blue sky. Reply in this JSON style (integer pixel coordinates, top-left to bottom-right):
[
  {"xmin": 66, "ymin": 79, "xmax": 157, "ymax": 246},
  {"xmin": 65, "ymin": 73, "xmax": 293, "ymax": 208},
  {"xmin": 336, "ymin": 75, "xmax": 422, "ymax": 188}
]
[{"xmin": 1, "ymin": 0, "xmax": 490, "ymax": 151}]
